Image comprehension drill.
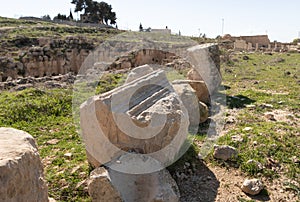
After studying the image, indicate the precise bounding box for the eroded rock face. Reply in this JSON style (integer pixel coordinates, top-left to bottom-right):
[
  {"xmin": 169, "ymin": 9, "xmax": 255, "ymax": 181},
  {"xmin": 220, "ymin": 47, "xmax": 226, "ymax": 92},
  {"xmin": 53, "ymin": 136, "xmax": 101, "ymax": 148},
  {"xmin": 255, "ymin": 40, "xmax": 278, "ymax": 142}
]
[
  {"xmin": 0, "ymin": 127, "xmax": 48, "ymax": 202},
  {"xmin": 80, "ymin": 70, "xmax": 189, "ymax": 167},
  {"xmin": 0, "ymin": 36, "xmax": 93, "ymax": 81}
]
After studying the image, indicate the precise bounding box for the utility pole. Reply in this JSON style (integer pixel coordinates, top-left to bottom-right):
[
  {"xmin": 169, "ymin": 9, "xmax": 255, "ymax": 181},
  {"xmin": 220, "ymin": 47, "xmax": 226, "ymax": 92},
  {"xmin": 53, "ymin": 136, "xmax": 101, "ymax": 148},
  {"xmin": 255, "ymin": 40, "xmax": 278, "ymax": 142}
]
[{"xmin": 221, "ymin": 18, "xmax": 224, "ymax": 36}]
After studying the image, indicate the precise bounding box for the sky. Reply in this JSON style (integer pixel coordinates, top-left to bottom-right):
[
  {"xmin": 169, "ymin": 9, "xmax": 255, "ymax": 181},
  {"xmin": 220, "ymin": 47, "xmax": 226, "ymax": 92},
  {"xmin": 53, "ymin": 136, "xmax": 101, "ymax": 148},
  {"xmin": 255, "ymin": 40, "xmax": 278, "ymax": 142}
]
[{"xmin": 0, "ymin": 0, "xmax": 299, "ymax": 43}]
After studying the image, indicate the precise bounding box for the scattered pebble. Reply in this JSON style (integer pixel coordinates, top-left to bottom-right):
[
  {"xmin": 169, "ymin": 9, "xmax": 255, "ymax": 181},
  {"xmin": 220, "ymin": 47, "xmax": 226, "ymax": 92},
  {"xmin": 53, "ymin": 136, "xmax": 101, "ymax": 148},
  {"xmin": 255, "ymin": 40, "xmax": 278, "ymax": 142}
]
[
  {"xmin": 213, "ymin": 145, "xmax": 238, "ymax": 161},
  {"xmin": 246, "ymin": 159, "xmax": 264, "ymax": 170},
  {"xmin": 260, "ymin": 103, "xmax": 273, "ymax": 109},
  {"xmin": 46, "ymin": 139, "xmax": 60, "ymax": 145},
  {"xmin": 264, "ymin": 112, "xmax": 276, "ymax": 121},
  {"xmin": 64, "ymin": 152, "xmax": 72, "ymax": 159},
  {"xmin": 241, "ymin": 179, "xmax": 264, "ymax": 195},
  {"xmin": 231, "ymin": 135, "xmax": 244, "ymax": 142},
  {"xmin": 243, "ymin": 127, "xmax": 252, "ymax": 132}
]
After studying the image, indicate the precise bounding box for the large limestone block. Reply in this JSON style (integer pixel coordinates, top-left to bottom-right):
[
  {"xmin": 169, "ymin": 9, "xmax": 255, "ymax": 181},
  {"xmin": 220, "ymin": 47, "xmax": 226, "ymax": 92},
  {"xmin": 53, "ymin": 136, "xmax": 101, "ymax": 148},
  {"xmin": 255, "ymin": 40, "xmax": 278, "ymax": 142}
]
[
  {"xmin": 80, "ymin": 70, "xmax": 189, "ymax": 168},
  {"xmin": 172, "ymin": 80, "xmax": 209, "ymax": 123},
  {"xmin": 0, "ymin": 127, "xmax": 48, "ymax": 202},
  {"xmin": 175, "ymin": 78, "xmax": 210, "ymax": 104},
  {"xmin": 187, "ymin": 43, "xmax": 221, "ymax": 94},
  {"xmin": 172, "ymin": 80, "xmax": 199, "ymax": 131},
  {"xmin": 107, "ymin": 154, "xmax": 180, "ymax": 202}
]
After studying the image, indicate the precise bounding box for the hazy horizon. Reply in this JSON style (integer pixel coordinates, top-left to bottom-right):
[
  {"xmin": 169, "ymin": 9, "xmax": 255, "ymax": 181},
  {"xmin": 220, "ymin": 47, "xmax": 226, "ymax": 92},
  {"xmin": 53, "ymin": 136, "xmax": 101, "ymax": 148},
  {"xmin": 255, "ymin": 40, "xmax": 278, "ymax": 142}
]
[{"xmin": 0, "ymin": 0, "xmax": 299, "ymax": 43}]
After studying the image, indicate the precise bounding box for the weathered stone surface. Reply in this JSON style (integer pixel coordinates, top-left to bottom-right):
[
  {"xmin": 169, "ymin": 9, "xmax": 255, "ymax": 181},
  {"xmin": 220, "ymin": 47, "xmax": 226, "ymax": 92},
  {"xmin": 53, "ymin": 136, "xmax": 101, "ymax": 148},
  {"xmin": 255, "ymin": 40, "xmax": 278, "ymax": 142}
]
[
  {"xmin": 88, "ymin": 167, "xmax": 122, "ymax": 202},
  {"xmin": 241, "ymin": 179, "xmax": 264, "ymax": 195},
  {"xmin": 107, "ymin": 154, "xmax": 180, "ymax": 202},
  {"xmin": 0, "ymin": 127, "xmax": 48, "ymax": 202},
  {"xmin": 172, "ymin": 80, "xmax": 209, "ymax": 125},
  {"xmin": 186, "ymin": 43, "xmax": 221, "ymax": 94},
  {"xmin": 172, "ymin": 80, "xmax": 199, "ymax": 130},
  {"xmin": 80, "ymin": 70, "xmax": 189, "ymax": 167},
  {"xmin": 125, "ymin": 64, "xmax": 153, "ymax": 83},
  {"xmin": 213, "ymin": 145, "xmax": 237, "ymax": 161},
  {"xmin": 199, "ymin": 101, "xmax": 209, "ymax": 123},
  {"xmin": 188, "ymin": 79, "xmax": 210, "ymax": 104}
]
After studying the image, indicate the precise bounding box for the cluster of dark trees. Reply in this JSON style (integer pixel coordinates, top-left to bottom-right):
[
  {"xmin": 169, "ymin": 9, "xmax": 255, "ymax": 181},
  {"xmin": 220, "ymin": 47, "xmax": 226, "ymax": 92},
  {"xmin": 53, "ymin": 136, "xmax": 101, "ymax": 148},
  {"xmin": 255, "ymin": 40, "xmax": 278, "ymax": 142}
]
[
  {"xmin": 71, "ymin": 0, "xmax": 116, "ymax": 25},
  {"xmin": 53, "ymin": 11, "xmax": 73, "ymax": 21},
  {"xmin": 42, "ymin": 1, "xmax": 116, "ymax": 25}
]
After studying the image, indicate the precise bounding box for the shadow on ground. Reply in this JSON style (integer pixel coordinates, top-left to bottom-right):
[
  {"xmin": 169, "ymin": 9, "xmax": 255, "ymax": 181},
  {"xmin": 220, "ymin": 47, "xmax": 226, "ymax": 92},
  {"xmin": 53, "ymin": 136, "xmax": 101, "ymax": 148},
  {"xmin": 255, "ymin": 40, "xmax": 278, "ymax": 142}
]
[
  {"xmin": 168, "ymin": 146, "xmax": 219, "ymax": 202},
  {"xmin": 226, "ymin": 94, "xmax": 256, "ymax": 109}
]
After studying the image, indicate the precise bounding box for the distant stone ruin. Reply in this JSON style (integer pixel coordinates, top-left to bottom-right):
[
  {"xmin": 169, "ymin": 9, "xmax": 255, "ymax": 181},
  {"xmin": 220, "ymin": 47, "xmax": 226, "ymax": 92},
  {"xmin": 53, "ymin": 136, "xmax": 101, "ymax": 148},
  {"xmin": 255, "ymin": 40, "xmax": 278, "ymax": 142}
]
[{"xmin": 222, "ymin": 34, "xmax": 300, "ymax": 52}]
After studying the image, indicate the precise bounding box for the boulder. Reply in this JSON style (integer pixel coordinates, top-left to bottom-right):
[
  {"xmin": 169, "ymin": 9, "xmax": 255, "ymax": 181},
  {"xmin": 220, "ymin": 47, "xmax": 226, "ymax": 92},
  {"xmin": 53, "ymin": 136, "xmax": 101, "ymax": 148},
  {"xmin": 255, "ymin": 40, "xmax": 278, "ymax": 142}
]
[
  {"xmin": 80, "ymin": 70, "xmax": 189, "ymax": 168},
  {"xmin": 0, "ymin": 127, "xmax": 48, "ymax": 202},
  {"xmin": 88, "ymin": 167, "xmax": 122, "ymax": 202},
  {"xmin": 172, "ymin": 80, "xmax": 199, "ymax": 130},
  {"xmin": 241, "ymin": 179, "xmax": 264, "ymax": 195},
  {"xmin": 186, "ymin": 43, "xmax": 221, "ymax": 94},
  {"xmin": 172, "ymin": 80, "xmax": 209, "ymax": 125},
  {"xmin": 186, "ymin": 79, "xmax": 210, "ymax": 104},
  {"xmin": 107, "ymin": 153, "xmax": 180, "ymax": 202},
  {"xmin": 213, "ymin": 145, "xmax": 237, "ymax": 161}
]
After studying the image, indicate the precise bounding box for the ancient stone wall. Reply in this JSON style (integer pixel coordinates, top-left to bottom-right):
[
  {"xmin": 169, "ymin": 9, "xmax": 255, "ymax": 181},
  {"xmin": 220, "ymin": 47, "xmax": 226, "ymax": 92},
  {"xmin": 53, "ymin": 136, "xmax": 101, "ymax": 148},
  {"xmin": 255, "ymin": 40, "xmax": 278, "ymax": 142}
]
[
  {"xmin": 0, "ymin": 36, "xmax": 93, "ymax": 81},
  {"xmin": 239, "ymin": 35, "xmax": 270, "ymax": 47}
]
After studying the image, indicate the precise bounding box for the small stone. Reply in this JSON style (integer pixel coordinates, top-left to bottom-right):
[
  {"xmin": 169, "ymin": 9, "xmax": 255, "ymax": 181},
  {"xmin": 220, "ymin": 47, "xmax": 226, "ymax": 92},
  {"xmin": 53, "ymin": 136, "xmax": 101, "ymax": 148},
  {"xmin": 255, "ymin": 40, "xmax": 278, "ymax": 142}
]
[
  {"xmin": 213, "ymin": 145, "xmax": 238, "ymax": 161},
  {"xmin": 46, "ymin": 139, "xmax": 60, "ymax": 145},
  {"xmin": 253, "ymin": 141, "xmax": 258, "ymax": 146},
  {"xmin": 260, "ymin": 103, "xmax": 273, "ymax": 108},
  {"xmin": 243, "ymin": 127, "xmax": 252, "ymax": 132},
  {"xmin": 198, "ymin": 153, "xmax": 204, "ymax": 160},
  {"xmin": 246, "ymin": 160, "xmax": 264, "ymax": 170},
  {"xmin": 64, "ymin": 152, "xmax": 72, "ymax": 159},
  {"xmin": 48, "ymin": 197, "xmax": 57, "ymax": 202},
  {"xmin": 241, "ymin": 179, "xmax": 264, "ymax": 195},
  {"xmin": 264, "ymin": 112, "xmax": 276, "ymax": 121},
  {"xmin": 231, "ymin": 135, "xmax": 243, "ymax": 142}
]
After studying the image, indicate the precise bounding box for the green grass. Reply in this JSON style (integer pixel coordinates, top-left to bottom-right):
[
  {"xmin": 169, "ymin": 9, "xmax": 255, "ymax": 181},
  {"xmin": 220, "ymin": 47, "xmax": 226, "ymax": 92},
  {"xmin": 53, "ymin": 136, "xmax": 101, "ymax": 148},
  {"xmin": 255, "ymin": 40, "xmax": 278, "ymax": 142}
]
[{"xmin": 215, "ymin": 52, "xmax": 300, "ymax": 189}]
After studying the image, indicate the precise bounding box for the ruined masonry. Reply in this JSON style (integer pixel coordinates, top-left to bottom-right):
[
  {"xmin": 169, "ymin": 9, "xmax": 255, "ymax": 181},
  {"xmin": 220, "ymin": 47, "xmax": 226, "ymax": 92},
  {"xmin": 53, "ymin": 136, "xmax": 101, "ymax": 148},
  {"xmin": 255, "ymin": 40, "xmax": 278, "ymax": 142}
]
[{"xmin": 80, "ymin": 43, "xmax": 221, "ymax": 201}]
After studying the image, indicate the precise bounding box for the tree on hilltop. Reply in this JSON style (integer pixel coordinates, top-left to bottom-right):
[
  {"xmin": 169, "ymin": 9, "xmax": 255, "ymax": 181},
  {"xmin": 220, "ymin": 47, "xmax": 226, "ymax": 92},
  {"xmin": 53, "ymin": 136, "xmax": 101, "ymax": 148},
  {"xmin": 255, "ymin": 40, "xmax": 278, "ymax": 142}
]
[{"xmin": 71, "ymin": 0, "xmax": 116, "ymax": 25}]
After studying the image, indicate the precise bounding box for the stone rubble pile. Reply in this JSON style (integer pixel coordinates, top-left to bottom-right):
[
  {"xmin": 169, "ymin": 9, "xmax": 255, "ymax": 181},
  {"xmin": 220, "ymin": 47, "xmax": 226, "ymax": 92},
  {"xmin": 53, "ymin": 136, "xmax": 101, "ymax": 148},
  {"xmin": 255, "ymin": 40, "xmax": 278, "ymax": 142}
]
[{"xmin": 80, "ymin": 43, "xmax": 222, "ymax": 201}]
